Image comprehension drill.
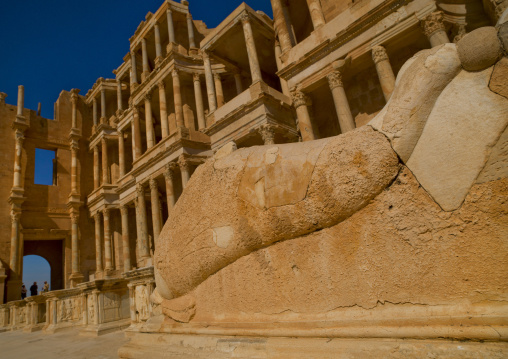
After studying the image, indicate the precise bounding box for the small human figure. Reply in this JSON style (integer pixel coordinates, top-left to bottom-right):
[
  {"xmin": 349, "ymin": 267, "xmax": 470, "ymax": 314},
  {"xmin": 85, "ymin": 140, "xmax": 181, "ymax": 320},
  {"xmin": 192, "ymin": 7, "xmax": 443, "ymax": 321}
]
[
  {"xmin": 21, "ymin": 284, "xmax": 27, "ymax": 299},
  {"xmin": 30, "ymin": 282, "xmax": 38, "ymax": 296},
  {"xmin": 42, "ymin": 281, "xmax": 49, "ymax": 293}
]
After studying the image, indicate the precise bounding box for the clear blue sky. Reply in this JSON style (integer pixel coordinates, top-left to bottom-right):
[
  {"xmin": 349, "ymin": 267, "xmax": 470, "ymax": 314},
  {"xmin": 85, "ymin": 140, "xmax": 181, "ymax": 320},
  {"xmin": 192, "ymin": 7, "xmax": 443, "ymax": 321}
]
[
  {"xmin": 23, "ymin": 255, "xmax": 51, "ymax": 295},
  {"xmin": 0, "ymin": 0, "xmax": 273, "ymax": 119}
]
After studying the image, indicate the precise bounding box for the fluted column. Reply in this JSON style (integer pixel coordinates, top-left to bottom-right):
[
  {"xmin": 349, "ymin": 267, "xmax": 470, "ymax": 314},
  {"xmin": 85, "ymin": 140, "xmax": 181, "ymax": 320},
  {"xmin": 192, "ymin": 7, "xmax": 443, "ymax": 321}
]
[
  {"xmin": 120, "ymin": 205, "xmax": 131, "ymax": 272},
  {"xmin": 144, "ymin": 93, "xmax": 155, "ymax": 149},
  {"xmin": 234, "ymin": 73, "xmax": 243, "ymax": 95},
  {"xmin": 167, "ymin": 9, "xmax": 176, "ymax": 44},
  {"xmin": 92, "ymin": 98, "xmax": 98, "ymax": 127},
  {"xmin": 94, "ymin": 212, "xmax": 103, "ymax": 272},
  {"xmin": 116, "ymin": 80, "xmax": 123, "ymax": 112},
  {"xmin": 12, "ymin": 130, "xmax": 24, "ymax": 188},
  {"xmin": 100, "ymin": 88, "xmax": 106, "ymax": 123},
  {"xmin": 103, "ymin": 208, "xmax": 112, "ymax": 271},
  {"xmin": 327, "ymin": 71, "xmax": 356, "ymax": 134},
  {"xmin": 306, "ymin": 0, "xmax": 326, "ymax": 29},
  {"xmin": 172, "ymin": 70, "xmax": 184, "ymax": 128},
  {"xmin": 93, "ymin": 146, "xmax": 99, "ymax": 189},
  {"xmin": 202, "ymin": 51, "xmax": 217, "ymax": 113},
  {"xmin": 186, "ymin": 13, "xmax": 196, "ymax": 48},
  {"xmin": 372, "ymin": 45, "xmax": 396, "ymax": 102},
  {"xmin": 178, "ymin": 155, "xmax": 190, "ymax": 188},
  {"xmin": 241, "ymin": 14, "xmax": 262, "ymax": 84},
  {"xmin": 258, "ymin": 124, "xmax": 276, "ymax": 145},
  {"xmin": 135, "ymin": 184, "xmax": 150, "ymax": 259},
  {"xmin": 292, "ymin": 91, "xmax": 315, "ymax": 141},
  {"xmin": 141, "ymin": 38, "xmax": 150, "ymax": 80},
  {"xmin": 130, "ymin": 51, "xmax": 139, "ymax": 85},
  {"xmin": 118, "ymin": 130, "xmax": 125, "ymax": 177},
  {"xmin": 164, "ymin": 163, "xmax": 178, "ymax": 213},
  {"xmin": 149, "ymin": 179, "xmax": 162, "ymax": 242},
  {"xmin": 158, "ymin": 81, "xmax": 169, "ymax": 137},
  {"xmin": 154, "ymin": 23, "xmax": 162, "ymax": 64},
  {"xmin": 421, "ymin": 11, "xmax": 450, "ymax": 47},
  {"xmin": 132, "ymin": 107, "xmax": 142, "ymax": 160},
  {"xmin": 270, "ymin": 0, "xmax": 293, "ymax": 53},
  {"xmin": 101, "ymin": 138, "xmax": 109, "ymax": 185},
  {"xmin": 9, "ymin": 212, "xmax": 21, "ymax": 279},
  {"xmin": 70, "ymin": 142, "xmax": 79, "ymax": 194},
  {"xmin": 213, "ymin": 73, "xmax": 225, "ymax": 108},
  {"xmin": 71, "ymin": 213, "xmax": 79, "ymax": 274},
  {"xmin": 193, "ymin": 74, "xmax": 206, "ymax": 130}
]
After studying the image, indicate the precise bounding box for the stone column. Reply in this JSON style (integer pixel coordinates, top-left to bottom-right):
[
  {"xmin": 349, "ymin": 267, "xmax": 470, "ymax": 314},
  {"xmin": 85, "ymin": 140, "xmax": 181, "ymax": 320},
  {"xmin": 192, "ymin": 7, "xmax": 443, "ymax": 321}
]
[
  {"xmin": 306, "ymin": 0, "xmax": 326, "ymax": 29},
  {"xmin": 135, "ymin": 184, "xmax": 150, "ymax": 259},
  {"xmin": 144, "ymin": 93, "xmax": 155, "ymax": 149},
  {"xmin": 291, "ymin": 91, "xmax": 316, "ymax": 141},
  {"xmin": 92, "ymin": 291, "xmax": 99, "ymax": 325},
  {"xmin": 12, "ymin": 130, "xmax": 24, "ymax": 188},
  {"xmin": 421, "ymin": 11, "xmax": 450, "ymax": 47},
  {"xmin": 154, "ymin": 23, "xmax": 163, "ymax": 64},
  {"xmin": 132, "ymin": 107, "xmax": 143, "ymax": 160},
  {"xmin": 120, "ymin": 205, "xmax": 131, "ymax": 272},
  {"xmin": 234, "ymin": 73, "xmax": 243, "ymax": 95},
  {"xmin": 17, "ymin": 85, "xmax": 24, "ymax": 117},
  {"xmin": 158, "ymin": 81, "xmax": 169, "ymax": 138},
  {"xmin": 270, "ymin": 0, "xmax": 293, "ymax": 53},
  {"xmin": 82, "ymin": 294, "xmax": 88, "ymax": 326},
  {"xmin": 241, "ymin": 14, "xmax": 262, "ymax": 84},
  {"xmin": 101, "ymin": 138, "xmax": 109, "ymax": 185},
  {"xmin": 70, "ymin": 142, "xmax": 79, "ymax": 194},
  {"xmin": 9, "ymin": 212, "xmax": 21, "ymax": 279},
  {"xmin": 164, "ymin": 163, "xmax": 178, "ymax": 213},
  {"xmin": 202, "ymin": 51, "xmax": 217, "ymax": 112},
  {"xmin": 100, "ymin": 88, "xmax": 106, "ymax": 123},
  {"xmin": 118, "ymin": 130, "xmax": 125, "ymax": 177},
  {"xmin": 128, "ymin": 284, "xmax": 136, "ymax": 324},
  {"xmin": 214, "ymin": 73, "xmax": 225, "ymax": 108},
  {"xmin": 93, "ymin": 146, "xmax": 100, "ymax": 189},
  {"xmin": 71, "ymin": 90, "xmax": 78, "ymax": 128},
  {"xmin": 172, "ymin": 69, "xmax": 184, "ymax": 128},
  {"xmin": 103, "ymin": 208, "xmax": 113, "ymax": 271},
  {"xmin": 186, "ymin": 13, "xmax": 196, "ymax": 48},
  {"xmin": 94, "ymin": 212, "xmax": 103, "ymax": 272},
  {"xmin": 167, "ymin": 9, "xmax": 176, "ymax": 44},
  {"xmin": 71, "ymin": 213, "xmax": 80, "ymax": 275},
  {"xmin": 178, "ymin": 155, "xmax": 190, "ymax": 188},
  {"xmin": 327, "ymin": 71, "xmax": 356, "ymax": 134},
  {"xmin": 258, "ymin": 124, "xmax": 276, "ymax": 145},
  {"xmin": 141, "ymin": 38, "xmax": 150, "ymax": 80},
  {"xmin": 193, "ymin": 74, "xmax": 206, "ymax": 130},
  {"xmin": 274, "ymin": 40, "xmax": 290, "ymax": 95},
  {"xmin": 130, "ymin": 51, "xmax": 139, "ymax": 85},
  {"xmin": 372, "ymin": 45, "xmax": 396, "ymax": 102},
  {"xmin": 149, "ymin": 179, "xmax": 162, "ymax": 242},
  {"xmin": 116, "ymin": 80, "xmax": 123, "ymax": 112},
  {"xmin": 92, "ymin": 98, "xmax": 98, "ymax": 127}
]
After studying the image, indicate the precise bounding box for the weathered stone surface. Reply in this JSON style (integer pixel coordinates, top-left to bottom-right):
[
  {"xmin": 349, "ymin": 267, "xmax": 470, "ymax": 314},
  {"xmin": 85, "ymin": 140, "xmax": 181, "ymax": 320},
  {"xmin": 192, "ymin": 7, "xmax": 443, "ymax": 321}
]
[
  {"xmin": 457, "ymin": 27, "xmax": 502, "ymax": 71},
  {"xmin": 477, "ymin": 125, "xmax": 508, "ymax": 183},
  {"xmin": 490, "ymin": 56, "xmax": 508, "ymax": 98},
  {"xmin": 368, "ymin": 44, "xmax": 461, "ymax": 162},
  {"xmin": 406, "ymin": 68, "xmax": 508, "ymax": 211},
  {"xmin": 155, "ymin": 126, "xmax": 399, "ymax": 300},
  {"xmin": 499, "ymin": 22, "xmax": 508, "ymax": 53}
]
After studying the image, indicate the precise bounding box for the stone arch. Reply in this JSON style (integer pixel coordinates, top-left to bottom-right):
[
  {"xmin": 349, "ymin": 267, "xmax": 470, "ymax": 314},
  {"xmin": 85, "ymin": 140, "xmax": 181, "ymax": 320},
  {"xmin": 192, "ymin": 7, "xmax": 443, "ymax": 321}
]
[{"xmin": 23, "ymin": 240, "xmax": 64, "ymax": 291}]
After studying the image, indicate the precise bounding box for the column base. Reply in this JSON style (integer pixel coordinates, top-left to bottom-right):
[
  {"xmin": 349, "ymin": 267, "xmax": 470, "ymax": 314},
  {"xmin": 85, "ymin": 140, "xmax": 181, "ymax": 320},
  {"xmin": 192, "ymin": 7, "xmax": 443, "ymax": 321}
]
[
  {"xmin": 6, "ymin": 279, "xmax": 22, "ymax": 302},
  {"xmin": 69, "ymin": 273, "xmax": 84, "ymax": 288},
  {"xmin": 189, "ymin": 47, "xmax": 199, "ymax": 57}
]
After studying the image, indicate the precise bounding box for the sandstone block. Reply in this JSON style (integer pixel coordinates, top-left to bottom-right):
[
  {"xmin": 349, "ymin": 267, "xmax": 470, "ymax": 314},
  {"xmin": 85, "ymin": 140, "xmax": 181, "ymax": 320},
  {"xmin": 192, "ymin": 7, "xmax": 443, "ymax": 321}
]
[
  {"xmin": 499, "ymin": 22, "xmax": 508, "ymax": 54},
  {"xmin": 457, "ymin": 26, "xmax": 502, "ymax": 71},
  {"xmin": 477, "ymin": 125, "xmax": 508, "ymax": 183},
  {"xmin": 489, "ymin": 56, "xmax": 508, "ymax": 98},
  {"xmin": 406, "ymin": 68, "xmax": 508, "ymax": 210}
]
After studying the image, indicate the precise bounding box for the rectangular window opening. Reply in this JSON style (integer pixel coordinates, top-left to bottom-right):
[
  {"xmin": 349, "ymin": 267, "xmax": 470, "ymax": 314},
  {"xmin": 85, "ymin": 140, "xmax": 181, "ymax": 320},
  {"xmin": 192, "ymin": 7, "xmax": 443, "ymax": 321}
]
[{"xmin": 34, "ymin": 148, "xmax": 57, "ymax": 185}]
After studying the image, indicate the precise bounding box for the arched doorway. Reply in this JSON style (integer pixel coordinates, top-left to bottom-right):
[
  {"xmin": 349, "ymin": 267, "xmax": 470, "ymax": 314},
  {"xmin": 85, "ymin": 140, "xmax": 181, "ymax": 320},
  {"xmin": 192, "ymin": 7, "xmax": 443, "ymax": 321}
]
[
  {"xmin": 23, "ymin": 240, "xmax": 64, "ymax": 291},
  {"xmin": 22, "ymin": 255, "xmax": 51, "ymax": 295}
]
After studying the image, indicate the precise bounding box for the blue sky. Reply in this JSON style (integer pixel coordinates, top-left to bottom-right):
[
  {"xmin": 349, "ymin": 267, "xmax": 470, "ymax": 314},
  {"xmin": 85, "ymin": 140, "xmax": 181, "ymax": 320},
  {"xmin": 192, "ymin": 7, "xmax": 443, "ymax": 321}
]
[
  {"xmin": 23, "ymin": 255, "xmax": 51, "ymax": 295},
  {"xmin": 0, "ymin": 0, "xmax": 273, "ymax": 119}
]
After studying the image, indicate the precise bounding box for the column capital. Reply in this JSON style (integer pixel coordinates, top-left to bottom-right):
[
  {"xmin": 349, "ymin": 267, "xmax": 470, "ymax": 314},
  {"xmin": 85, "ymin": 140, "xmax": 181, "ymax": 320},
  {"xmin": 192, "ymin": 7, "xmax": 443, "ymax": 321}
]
[
  {"xmin": 258, "ymin": 124, "xmax": 276, "ymax": 145},
  {"xmin": 117, "ymin": 129, "xmax": 123, "ymax": 137},
  {"xmin": 119, "ymin": 204, "xmax": 128, "ymax": 216},
  {"xmin": 326, "ymin": 71, "xmax": 343, "ymax": 90},
  {"xmin": 144, "ymin": 92, "xmax": 152, "ymax": 102},
  {"xmin": 70, "ymin": 141, "xmax": 79, "ymax": 152},
  {"xmin": 70, "ymin": 92, "xmax": 79, "ymax": 106},
  {"xmin": 193, "ymin": 73, "xmax": 200, "ymax": 82},
  {"xmin": 136, "ymin": 182, "xmax": 145, "ymax": 195},
  {"xmin": 102, "ymin": 208, "xmax": 109, "ymax": 216},
  {"xmin": 213, "ymin": 72, "xmax": 221, "ymax": 81},
  {"xmin": 94, "ymin": 211, "xmax": 101, "ymax": 221},
  {"xmin": 149, "ymin": 178, "xmax": 158, "ymax": 190},
  {"xmin": 70, "ymin": 213, "xmax": 79, "ymax": 225},
  {"xmin": 291, "ymin": 90, "xmax": 309, "ymax": 108},
  {"xmin": 158, "ymin": 80, "xmax": 166, "ymax": 90},
  {"xmin": 372, "ymin": 45, "xmax": 389, "ymax": 64},
  {"xmin": 421, "ymin": 11, "xmax": 446, "ymax": 38},
  {"xmin": 101, "ymin": 137, "xmax": 107, "ymax": 145},
  {"xmin": 132, "ymin": 105, "xmax": 140, "ymax": 116},
  {"xmin": 186, "ymin": 12, "xmax": 192, "ymax": 19},
  {"xmin": 164, "ymin": 162, "xmax": 178, "ymax": 179},
  {"xmin": 172, "ymin": 69, "xmax": 179, "ymax": 78},
  {"xmin": 240, "ymin": 12, "xmax": 250, "ymax": 24},
  {"xmin": 178, "ymin": 154, "xmax": 189, "ymax": 171},
  {"xmin": 10, "ymin": 211, "xmax": 20, "ymax": 224}
]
